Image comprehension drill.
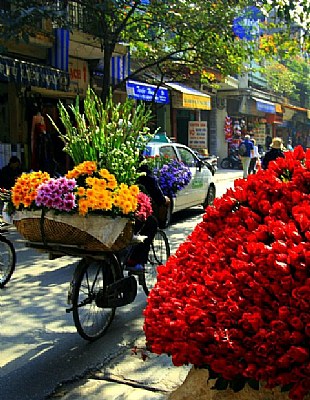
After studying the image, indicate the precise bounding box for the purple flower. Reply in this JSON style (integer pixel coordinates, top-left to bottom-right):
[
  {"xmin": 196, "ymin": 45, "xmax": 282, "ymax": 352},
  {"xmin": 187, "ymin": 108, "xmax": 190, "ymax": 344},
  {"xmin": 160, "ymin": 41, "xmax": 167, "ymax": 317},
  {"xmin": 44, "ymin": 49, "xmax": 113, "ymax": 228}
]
[
  {"xmin": 154, "ymin": 160, "xmax": 192, "ymax": 198},
  {"xmin": 35, "ymin": 177, "xmax": 77, "ymax": 211}
]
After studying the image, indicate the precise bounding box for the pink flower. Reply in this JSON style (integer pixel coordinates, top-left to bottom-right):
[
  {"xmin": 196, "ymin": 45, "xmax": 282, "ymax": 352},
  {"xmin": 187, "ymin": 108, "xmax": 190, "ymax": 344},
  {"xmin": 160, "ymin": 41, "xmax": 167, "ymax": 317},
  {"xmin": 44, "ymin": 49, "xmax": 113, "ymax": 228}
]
[{"xmin": 135, "ymin": 192, "xmax": 153, "ymax": 221}]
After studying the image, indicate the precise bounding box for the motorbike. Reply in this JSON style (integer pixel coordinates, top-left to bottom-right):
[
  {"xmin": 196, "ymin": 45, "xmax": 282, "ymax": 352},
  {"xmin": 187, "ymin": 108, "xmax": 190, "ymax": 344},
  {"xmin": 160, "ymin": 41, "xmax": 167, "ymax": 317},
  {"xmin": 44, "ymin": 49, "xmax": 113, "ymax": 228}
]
[
  {"xmin": 220, "ymin": 148, "xmax": 243, "ymax": 169},
  {"xmin": 194, "ymin": 151, "xmax": 218, "ymax": 176}
]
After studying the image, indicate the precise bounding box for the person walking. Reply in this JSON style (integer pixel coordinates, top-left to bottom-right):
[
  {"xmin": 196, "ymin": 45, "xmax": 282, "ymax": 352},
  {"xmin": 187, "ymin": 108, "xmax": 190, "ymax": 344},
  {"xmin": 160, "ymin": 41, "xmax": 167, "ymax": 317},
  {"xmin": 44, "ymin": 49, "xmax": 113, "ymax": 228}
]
[
  {"xmin": 286, "ymin": 139, "xmax": 293, "ymax": 151},
  {"xmin": 262, "ymin": 137, "xmax": 285, "ymax": 170},
  {"xmin": 248, "ymin": 138, "xmax": 260, "ymax": 174},
  {"xmin": 238, "ymin": 134, "xmax": 254, "ymax": 179}
]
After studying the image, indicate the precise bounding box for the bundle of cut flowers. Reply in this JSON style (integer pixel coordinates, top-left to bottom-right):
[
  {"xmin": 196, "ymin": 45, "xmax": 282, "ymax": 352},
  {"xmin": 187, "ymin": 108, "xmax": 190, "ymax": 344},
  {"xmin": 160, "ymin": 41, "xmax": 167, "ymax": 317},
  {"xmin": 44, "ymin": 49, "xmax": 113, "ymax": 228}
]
[
  {"xmin": 152, "ymin": 158, "xmax": 192, "ymax": 198},
  {"xmin": 49, "ymin": 87, "xmax": 153, "ymax": 186},
  {"xmin": 144, "ymin": 146, "xmax": 310, "ymax": 400},
  {"xmin": 8, "ymin": 161, "xmax": 151, "ymax": 220}
]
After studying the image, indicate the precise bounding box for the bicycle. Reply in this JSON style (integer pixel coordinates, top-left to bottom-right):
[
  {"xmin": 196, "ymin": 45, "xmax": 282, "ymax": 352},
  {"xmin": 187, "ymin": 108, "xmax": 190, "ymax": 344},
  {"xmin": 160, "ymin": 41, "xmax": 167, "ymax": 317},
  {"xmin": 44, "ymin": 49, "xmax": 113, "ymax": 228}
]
[
  {"xmin": 27, "ymin": 228, "xmax": 170, "ymax": 341},
  {"xmin": 0, "ymin": 222, "xmax": 16, "ymax": 289}
]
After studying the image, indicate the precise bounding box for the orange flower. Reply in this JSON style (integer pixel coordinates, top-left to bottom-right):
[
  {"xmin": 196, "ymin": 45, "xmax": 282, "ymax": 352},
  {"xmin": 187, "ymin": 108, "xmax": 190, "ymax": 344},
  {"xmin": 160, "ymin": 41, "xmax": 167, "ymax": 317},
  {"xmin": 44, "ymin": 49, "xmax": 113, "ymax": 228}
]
[{"xmin": 11, "ymin": 171, "xmax": 50, "ymax": 209}]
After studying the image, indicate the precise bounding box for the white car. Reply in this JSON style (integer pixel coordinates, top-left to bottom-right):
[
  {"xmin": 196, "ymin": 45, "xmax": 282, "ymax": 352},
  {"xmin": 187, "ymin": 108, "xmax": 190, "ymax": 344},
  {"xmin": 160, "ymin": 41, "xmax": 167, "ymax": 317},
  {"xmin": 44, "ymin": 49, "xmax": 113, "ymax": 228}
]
[{"xmin": 144, "ymin": 140, "xmax": 216, "ymax": 225}]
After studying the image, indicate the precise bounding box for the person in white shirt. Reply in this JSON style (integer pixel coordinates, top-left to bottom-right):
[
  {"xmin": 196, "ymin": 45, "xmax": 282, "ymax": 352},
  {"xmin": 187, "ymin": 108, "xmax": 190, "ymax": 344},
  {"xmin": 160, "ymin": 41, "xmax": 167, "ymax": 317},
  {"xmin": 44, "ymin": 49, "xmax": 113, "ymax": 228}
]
[
  {"xmin": 248, "ymin": 138, "xmax": 260, "ymax": 174},
  {"xmin": 286, "ymin": 139, "xmax": 293, "ymax": 151}
]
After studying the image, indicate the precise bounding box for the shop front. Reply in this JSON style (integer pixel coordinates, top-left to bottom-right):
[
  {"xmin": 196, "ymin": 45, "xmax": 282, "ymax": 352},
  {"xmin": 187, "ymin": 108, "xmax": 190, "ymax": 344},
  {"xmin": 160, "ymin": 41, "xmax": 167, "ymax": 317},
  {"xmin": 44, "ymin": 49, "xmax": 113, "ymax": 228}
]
[
  {"xmin": 165, "ymin": 82, "xmax": 212, "ymax": 151},
  {"xmin": 0, "ymin": 55, "xmax": 70, "ymax": 170},
  {"xmin": 226, "ymin": 95, "xmax": 282, "ymax": 151}
]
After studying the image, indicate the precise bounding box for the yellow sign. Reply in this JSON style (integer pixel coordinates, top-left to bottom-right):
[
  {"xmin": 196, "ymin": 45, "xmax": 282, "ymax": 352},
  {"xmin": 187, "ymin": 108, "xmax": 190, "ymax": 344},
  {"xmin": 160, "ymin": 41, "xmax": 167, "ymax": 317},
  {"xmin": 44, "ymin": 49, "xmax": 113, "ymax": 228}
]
[
  {"xmin": 275, "ymin": 103, "xmax": 282, "ymax": 113},
  {"xmin": 183, "ymin": 93, "xmax": 211, "ymax": 110}
]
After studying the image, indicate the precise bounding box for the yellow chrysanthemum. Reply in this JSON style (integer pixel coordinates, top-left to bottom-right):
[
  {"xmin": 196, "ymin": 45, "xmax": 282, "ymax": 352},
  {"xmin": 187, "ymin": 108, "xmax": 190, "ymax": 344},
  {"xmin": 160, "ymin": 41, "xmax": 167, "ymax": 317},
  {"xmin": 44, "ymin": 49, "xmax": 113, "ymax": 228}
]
[
  {"xmin": 78, "ymin": 198, "xmax": 89, "ymax": 216},
  {"xmin": 129, "ymin": 185, "xmax": 139, "ymax": 196},
  {"xmin": 106, "ymin": 179, "xmax": 117, "ymax": 190},
  {"xmin": 99, "ymin": 168, "xmax": 112, "ymax": 179},
  {"xmin": 66, "ymin": 161, "xmax": 97, "ymax": 179},
  {"xmin": 77, "ymin": 187, "xmax": 86, "ymax": 197}
]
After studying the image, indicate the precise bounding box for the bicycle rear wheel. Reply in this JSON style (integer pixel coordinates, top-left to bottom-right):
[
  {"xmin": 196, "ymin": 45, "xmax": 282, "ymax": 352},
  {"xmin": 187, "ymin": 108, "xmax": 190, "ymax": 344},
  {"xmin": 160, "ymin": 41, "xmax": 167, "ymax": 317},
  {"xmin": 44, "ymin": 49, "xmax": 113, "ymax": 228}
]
[
  {"xmin": 142, "ymin": 229, "xmax": 170, "ymax": 296},
  {"xmin": 0, "ymin": 235, "xmax": 16, "ymax": 288},
  {"xmin": 70, "ymin": 256, "xmax": 118, "ymax": 341}
]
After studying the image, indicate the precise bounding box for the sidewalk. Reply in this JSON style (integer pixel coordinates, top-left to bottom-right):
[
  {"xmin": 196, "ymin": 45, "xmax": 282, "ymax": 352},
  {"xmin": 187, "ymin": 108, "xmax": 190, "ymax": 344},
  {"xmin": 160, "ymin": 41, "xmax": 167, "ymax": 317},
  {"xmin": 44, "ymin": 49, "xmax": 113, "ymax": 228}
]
[
  {"xmin": 48, "ymin": 336, "xmax": 191, "ymax": 400},
  {"xmin": 47, "ymin": 168, "xmax": 242, "ymax": 400}
]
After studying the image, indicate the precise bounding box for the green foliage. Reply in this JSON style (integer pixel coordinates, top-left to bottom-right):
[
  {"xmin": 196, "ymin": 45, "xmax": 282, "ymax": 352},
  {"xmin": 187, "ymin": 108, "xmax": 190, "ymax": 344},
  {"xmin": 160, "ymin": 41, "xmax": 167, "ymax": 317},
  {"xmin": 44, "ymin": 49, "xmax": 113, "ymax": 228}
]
[
  {"xmin": 262, "ymin": 61, "xmax": 297, "ymax": 96},
  {"xmin": 48, "ymin": 87, "xmax": 154, "ymax": 185},
  {"xmin": 0, "ymin": 0, "xmax": 249, "ymax": 92},
  {"xmin": 0, "ymin": 0, "xmax": 308, "ymax": 97}
]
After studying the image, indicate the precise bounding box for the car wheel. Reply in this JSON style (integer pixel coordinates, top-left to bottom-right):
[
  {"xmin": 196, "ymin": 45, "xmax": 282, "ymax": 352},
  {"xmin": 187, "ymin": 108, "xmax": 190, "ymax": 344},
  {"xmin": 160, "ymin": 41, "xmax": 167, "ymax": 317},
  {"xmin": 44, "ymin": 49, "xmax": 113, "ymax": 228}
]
[{"xmin": 203, "ymin": 185, "xmax": 216, "ymax": 209}]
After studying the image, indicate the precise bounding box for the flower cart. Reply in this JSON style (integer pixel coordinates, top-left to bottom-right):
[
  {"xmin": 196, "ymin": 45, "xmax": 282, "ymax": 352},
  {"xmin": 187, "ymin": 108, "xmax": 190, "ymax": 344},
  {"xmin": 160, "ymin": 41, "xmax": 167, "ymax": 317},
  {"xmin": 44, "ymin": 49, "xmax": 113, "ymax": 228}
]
[{"xmin": 6, "ymin": 88, "xmax": 169, "ymax": 341}]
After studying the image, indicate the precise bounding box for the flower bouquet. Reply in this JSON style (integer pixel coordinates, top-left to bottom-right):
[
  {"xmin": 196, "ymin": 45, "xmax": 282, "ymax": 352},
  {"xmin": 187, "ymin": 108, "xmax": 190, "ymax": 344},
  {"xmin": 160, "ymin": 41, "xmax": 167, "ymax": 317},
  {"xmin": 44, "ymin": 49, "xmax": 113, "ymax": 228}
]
[
  {"xmin": 10, "ymin": 161, "xmax": 143, "ymax": 250},
  {"xmin": 144, "ymin": 146, "xmax": 310, "ymax": 400},
  {"xmin": 146, "ymin": 155, "xmax": 192, "ymax": 198},
  {"xmin": 7, "ymin": 89, "xmax": 155, "ymax": 251}
]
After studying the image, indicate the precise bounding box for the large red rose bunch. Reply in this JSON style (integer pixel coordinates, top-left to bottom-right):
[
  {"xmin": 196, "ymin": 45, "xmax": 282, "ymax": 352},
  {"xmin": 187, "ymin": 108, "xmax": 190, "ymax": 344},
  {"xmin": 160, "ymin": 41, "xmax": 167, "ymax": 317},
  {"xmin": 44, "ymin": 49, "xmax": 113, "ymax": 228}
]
[{"xmin": 144, "ymin": 146, "xmax": 310, "ymax": 400}]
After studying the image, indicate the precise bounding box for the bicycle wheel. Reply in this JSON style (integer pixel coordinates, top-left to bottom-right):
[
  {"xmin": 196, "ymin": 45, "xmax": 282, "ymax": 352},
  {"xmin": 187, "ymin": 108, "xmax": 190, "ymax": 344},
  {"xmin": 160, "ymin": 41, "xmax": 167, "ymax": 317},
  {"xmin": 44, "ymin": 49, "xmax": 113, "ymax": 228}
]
[
  {"xmin": 70, "ymin": 257, "xmax": 118, "ymax": 341},
  {"xmin": 142, "ymin": 229, "xmax": 170, "ymax": 296},
  {"xmin": 0, "ymin": 235, "xmax": 16, "ymax": 288}
]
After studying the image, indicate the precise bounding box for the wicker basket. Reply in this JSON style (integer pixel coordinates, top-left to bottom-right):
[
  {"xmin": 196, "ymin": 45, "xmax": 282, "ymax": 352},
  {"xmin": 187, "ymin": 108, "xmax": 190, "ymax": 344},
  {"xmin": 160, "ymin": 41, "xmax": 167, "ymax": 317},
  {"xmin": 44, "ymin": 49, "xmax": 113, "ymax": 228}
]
[{"xmin": 13, "ymin": 211, "xmax": 134, "ymax": 251}]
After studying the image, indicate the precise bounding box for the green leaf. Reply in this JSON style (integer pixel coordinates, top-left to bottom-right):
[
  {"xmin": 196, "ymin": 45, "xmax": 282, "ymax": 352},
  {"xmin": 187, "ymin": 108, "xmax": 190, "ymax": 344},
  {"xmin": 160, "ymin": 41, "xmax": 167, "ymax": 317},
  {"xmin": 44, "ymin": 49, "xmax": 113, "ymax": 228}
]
[
  {"xmin": 229, "ymin": 377, "xmax": 246, "ymax": 392},
  {"xmin": 247, "ymin": 379, "xmax": 260, "ymax": 391},
  {"xmin": 211, "ymin": 377, "xmax": 229, "ymax": 390}
]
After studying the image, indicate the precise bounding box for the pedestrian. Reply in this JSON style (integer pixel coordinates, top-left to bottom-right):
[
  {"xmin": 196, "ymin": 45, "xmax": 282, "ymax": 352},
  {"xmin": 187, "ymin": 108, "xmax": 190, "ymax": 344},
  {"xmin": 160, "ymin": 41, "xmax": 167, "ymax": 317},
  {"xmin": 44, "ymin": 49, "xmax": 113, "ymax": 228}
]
[
  {"xmin": 286, "ymin": 139, "xmax": 293, "ymax": 151},
  {"xmin": 248, "ymin": 138, "xmax": 260, "ymax": 174},
  {"xmin": 261, "ymin": 137, "xmax": 285, "ymax": 170},
  {"xmin": 0, "ymin": 156, "xmax": 22, "ymax": 190},
  {"xmin": 238, "ymin": 134, "xmax": 254, "ymax": 179}
]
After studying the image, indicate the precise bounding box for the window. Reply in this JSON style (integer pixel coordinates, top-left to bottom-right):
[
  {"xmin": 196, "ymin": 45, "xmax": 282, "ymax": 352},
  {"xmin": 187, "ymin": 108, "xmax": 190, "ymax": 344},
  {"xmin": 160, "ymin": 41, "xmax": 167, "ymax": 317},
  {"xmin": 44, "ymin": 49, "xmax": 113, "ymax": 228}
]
[
  {"xmin": 159, "ymin": 145, "xmax": 177, "ymax": 160},
  {"xmin": 178, "ymin": 147, "xmax": 197, "ymax": 167}
]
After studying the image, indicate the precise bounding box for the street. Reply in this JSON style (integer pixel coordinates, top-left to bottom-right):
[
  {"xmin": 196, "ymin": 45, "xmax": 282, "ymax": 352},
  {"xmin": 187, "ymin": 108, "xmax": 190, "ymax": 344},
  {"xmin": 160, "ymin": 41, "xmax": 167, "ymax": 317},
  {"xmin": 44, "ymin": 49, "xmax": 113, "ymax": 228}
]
[{"xmin": 0, "ymin": 176, "xmax": 236, "ymax": 400}]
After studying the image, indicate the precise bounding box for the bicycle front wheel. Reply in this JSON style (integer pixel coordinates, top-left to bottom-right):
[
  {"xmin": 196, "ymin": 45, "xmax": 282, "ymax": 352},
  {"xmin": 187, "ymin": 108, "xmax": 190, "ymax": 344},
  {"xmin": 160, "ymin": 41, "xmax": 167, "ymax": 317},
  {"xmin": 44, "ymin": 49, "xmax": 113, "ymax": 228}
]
[
  {"xmin": 70, "ymin": 257, "xmax": 118, "ymax": 341},
  {"xmin": 142, "ymin": 229, "xmax": 170, "ymax": 296},
  {"xmin": 0, "ymin": 235, "xmax": 16, "ymax": 288}
]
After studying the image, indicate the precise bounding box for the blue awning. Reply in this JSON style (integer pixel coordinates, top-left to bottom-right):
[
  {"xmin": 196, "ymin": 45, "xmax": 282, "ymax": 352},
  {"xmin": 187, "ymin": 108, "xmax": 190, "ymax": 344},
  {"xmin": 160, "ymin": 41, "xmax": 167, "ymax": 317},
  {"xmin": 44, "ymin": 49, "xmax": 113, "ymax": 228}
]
[
  {"xmin": 253, "ymin": 97, "xmax": 276, "ymax": 114},
  {"xmin": 126, "ymin": 80, "xmax": 169, "ymax": 104}
]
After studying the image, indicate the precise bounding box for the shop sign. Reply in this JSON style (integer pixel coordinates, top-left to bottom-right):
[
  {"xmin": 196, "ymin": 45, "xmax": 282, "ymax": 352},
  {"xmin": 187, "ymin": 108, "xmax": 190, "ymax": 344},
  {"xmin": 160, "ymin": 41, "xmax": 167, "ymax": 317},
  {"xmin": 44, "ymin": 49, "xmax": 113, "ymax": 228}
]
[
  {"xmin": 0, "ymin": 55, "xmax": 69, "ymax": 91},
  {"xmin": 253, "ymin": 97, "xmax": 276, "ymax": 114},
  {"xmin": 126, "ymin": 80, "xmax": 169, "ymax": 104},
  {"xmin": 188, "ymin": 121, "xmax": 208, "ymax": 149},
  {"xmin": 69, "ymin": 58, "xmax": 89, "ymax": 95},
  {"xmin": 183, "ymin": 94, "xmax": 211, "ymax": 110}
]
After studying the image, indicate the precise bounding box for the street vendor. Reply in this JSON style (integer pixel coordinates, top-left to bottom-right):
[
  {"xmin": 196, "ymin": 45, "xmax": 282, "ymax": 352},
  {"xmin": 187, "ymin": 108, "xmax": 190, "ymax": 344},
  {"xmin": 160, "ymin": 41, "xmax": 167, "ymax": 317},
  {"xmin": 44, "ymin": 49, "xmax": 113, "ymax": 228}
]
[{"xmin": 125, "ymin": 160, "xmax": 169, "ymax": 272}]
